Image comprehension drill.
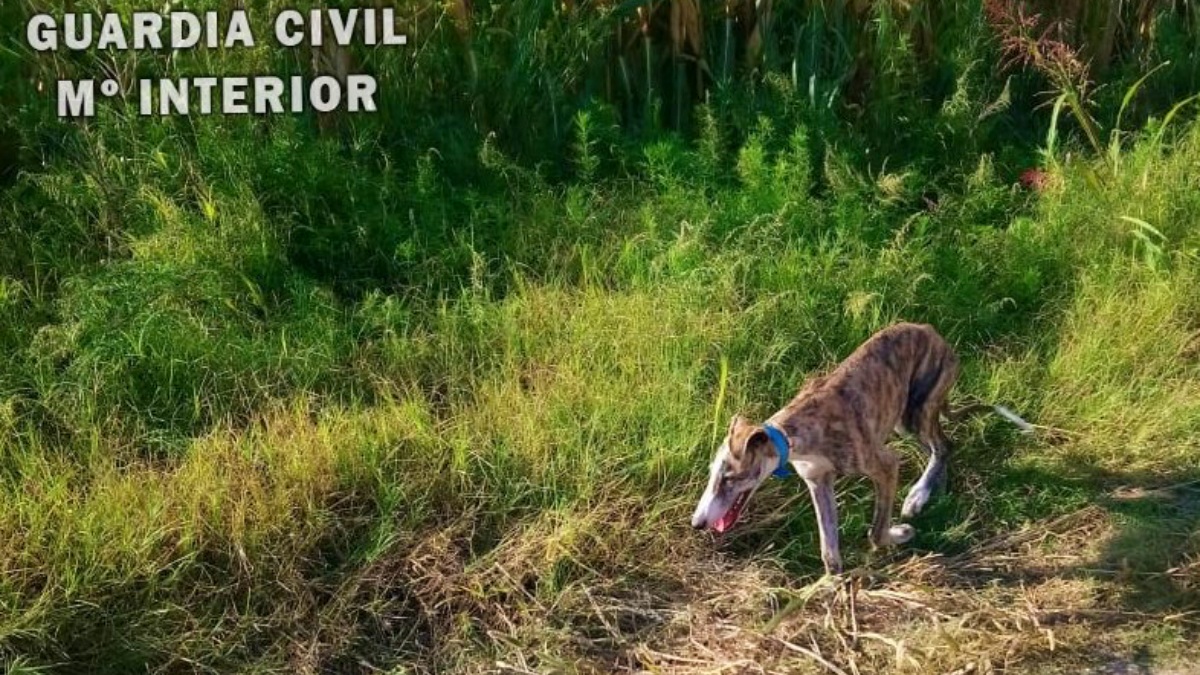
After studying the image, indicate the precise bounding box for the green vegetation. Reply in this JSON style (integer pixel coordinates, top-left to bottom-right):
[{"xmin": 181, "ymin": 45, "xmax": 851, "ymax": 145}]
[{"xmin": 2, "ymin": 1, "xmax": 1199, "ymax": 672}]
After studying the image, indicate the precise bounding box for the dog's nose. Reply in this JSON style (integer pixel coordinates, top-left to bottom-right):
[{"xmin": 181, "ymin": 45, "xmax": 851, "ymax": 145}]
[{"xmin": 691, "ymin": 516, "xmax": 706, "ymax": 530}]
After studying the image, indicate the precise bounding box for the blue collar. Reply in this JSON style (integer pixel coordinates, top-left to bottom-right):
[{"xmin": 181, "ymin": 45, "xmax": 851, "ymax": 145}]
[{"xmin": 763, "ymin": 423, "xmax": 791, "ymax": 478}]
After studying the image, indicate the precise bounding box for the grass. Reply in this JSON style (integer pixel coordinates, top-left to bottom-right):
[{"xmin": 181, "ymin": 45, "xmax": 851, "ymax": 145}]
[
  {"xmin": 3, "ymin": 2, "xmax": 1200, "ymax": 673},
  {"xmin": 3, "ymin": 110, "xmax": 1199, "ymax": 670}
]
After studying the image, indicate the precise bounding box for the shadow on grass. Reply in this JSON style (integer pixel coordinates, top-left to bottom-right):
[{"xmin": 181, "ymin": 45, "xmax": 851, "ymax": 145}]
[{"xmin": 1064, "ymin": 468, "xmax": 1200, "ymax": 616}]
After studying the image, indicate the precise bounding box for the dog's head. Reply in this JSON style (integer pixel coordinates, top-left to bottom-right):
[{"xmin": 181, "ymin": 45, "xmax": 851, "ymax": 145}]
[{"xmin": 691, "ymin": 415, "xmax": 782, "ymax": 532}]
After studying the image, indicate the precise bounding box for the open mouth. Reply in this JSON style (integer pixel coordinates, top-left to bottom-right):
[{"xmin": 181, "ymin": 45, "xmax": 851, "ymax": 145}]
[{"xmin": 712, "ymin": 491, "xmax": 751, "ymax": 533}]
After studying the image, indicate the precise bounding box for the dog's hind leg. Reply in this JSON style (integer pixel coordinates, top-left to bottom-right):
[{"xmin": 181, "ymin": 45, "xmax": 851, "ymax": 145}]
[
  {"xmin": 902, "ymin": 415, "xmax": 951, "ymax": 518},
  {"xmin": 902, "ymin": 348, "xmax": 959, "ymax": 519},
  {"xmin": 868, "ymin": 445, "xmax": 915, "ymax": 549}
]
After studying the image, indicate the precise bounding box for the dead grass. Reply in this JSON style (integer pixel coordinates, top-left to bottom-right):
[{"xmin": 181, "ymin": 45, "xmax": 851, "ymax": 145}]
[
  {"xmin": 647, "ymin": 500, "xmax": 1197, "ymax": 675},
  {"xmin": 338, "ymin": 497, "xmax": 1197, "ymax": 674}
]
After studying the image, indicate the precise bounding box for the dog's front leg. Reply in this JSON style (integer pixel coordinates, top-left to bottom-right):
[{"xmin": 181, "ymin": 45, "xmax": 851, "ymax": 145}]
[
  {"xmin": 868, "ymin": 445, "xmax": 915, "ymax": 549},
  {"xmin": 804, "ymin": 476, "xmax": 842, "ymax": 575}
]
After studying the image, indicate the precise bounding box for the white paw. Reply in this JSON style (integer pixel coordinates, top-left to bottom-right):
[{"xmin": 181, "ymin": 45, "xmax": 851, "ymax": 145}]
[
  {"xmin": 901, "ymin": 485, "xmax": 931, "ymax": 518},
  {"xmin": 886, "ymin": 524, "xmax": 915, "ymax": 546}
]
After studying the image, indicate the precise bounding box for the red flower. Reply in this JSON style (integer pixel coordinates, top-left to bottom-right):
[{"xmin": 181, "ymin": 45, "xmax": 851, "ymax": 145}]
[{"xmin": 1019, "ymin": 168, "xmax": 1048, "ymax": 191}]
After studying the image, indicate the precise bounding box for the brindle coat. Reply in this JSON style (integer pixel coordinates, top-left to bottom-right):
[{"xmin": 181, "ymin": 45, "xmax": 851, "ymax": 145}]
[{"xmin": 691, "ymin": 322, "xmax": 1029, "ymax": 574}]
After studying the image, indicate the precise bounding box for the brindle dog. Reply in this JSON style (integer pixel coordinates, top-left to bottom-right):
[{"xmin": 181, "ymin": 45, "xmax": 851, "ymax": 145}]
[{"xmin": 690, "ymin": 322, "xmax": 1031, "ymax": 574}]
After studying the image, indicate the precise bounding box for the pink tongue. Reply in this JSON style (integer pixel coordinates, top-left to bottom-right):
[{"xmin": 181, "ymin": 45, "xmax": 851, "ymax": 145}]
[{"xmin": 712, "ymin": 500, "xmax": 743, "ymax": 533}]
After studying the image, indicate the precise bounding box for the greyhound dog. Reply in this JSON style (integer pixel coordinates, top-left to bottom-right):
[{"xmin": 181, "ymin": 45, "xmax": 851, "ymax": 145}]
[{"xmin": 690, "ymin": 322, "xmax": 1031, "ymax": 574}]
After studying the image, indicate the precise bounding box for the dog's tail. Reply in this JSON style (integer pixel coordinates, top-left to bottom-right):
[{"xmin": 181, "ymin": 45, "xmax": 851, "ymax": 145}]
[{"xmin": 945, "ymin": 401, "xmax": 1034, "ymax": 434}]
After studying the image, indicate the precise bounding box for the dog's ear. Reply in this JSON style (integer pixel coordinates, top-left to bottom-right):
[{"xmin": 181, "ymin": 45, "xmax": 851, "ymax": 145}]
[
  {"xmin": 744, "ymin": 428, "xmax": 771, "ymax": 457},
  {"xmin": 728, "ymin": 414, "xmax": 746, "ymax": 437},
  {"xmin": 728, "ymin": 416, "xmax": 768, "ymax": 461}
]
